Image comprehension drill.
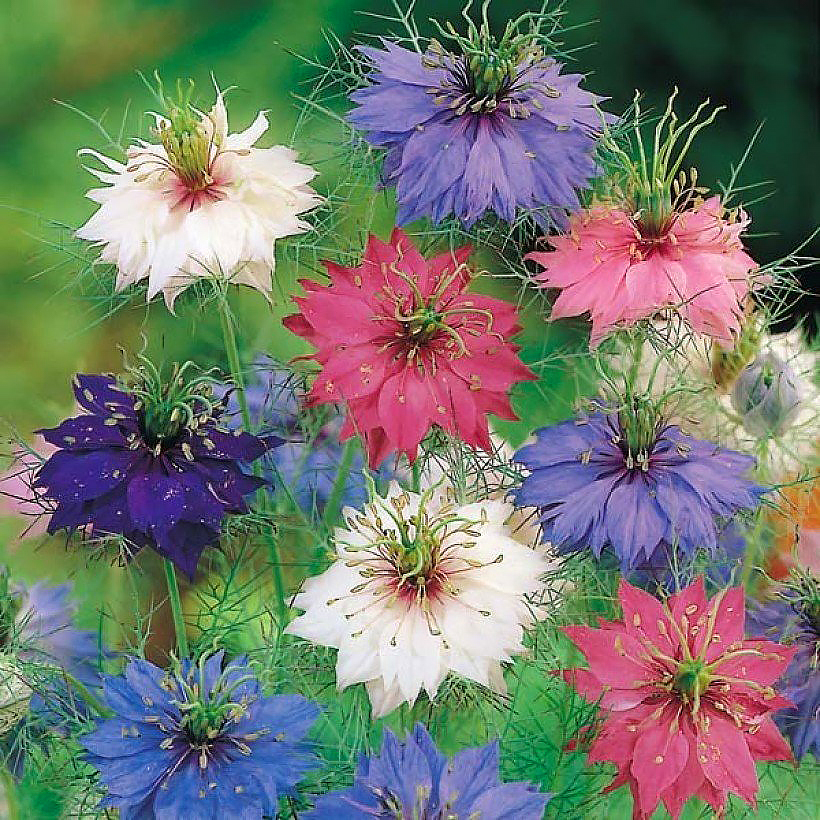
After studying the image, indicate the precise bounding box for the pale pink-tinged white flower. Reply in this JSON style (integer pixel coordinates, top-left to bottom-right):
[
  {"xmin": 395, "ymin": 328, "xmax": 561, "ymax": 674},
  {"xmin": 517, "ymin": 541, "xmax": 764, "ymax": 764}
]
[
  {"xmin": 286, "ymin": 483, "xmax": 550, "ymax": 717},
  {"xmin": 563, "ymin": 577, "xmax": 795, "ymax": 819},
  {"xmin": 77, "ymin": 85, "xmax": 321, "ymax": 309},
  {"xmin": 528, "ymin": 195, "xmax": 759, "ymax": 349}
]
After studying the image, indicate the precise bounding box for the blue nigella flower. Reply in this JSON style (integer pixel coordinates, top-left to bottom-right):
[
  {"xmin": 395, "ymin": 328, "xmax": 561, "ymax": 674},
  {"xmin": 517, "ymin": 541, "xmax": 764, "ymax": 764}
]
[
  {"xmin": 347, "ymin": 11, "xmax": 605, "ymax": 227},
  {"xmin": 513, "ymin": 410, "xmax": 763, "ymax": 570},
  {"xmin": 33, "ymin": 367, "xmax": 278, "ymax": 579},
  {"xmin": 82, "ymin": 652, "xmax": 319, "ymax": 818},
  {"xmin": 747, "ymin": 578, "xmax": 820, "ymax": 761},
  {"xmin": 305, "ymin": 724, "xmax": 549, "ymax": 819},
  {"xmin": 216, "ymin": 358, "xmax": 397, "ymax": 516}
]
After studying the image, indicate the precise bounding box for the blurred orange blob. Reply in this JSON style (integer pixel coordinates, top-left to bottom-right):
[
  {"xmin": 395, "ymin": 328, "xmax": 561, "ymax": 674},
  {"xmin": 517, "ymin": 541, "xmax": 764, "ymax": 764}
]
[{"xmin": 768, "ymin": 476, "xmax": 820, "ymax": 579}]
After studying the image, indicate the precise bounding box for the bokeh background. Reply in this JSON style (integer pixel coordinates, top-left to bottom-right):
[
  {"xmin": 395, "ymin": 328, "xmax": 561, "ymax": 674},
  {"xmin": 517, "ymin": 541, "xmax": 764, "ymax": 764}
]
[{"xmin": 0, "ymin": 1, "xmax": 816, "ymax": 814}]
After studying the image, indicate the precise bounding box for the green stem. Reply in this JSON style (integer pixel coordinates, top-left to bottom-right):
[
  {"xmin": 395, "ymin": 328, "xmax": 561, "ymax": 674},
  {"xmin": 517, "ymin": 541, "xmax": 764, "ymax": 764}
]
[
  {"xmin": 163, "ymin": 559, "xmax": 189, "ymax": 658},
  {"xmin": 411, "ymin": 461, "xmax": 421, "ymax": 494},
  {"xmin": 215, "ymin": 291, "xmax": 288, "ymax": 621},
  {"xmin": 322, "ymin": 439, "xmax": 358, "ymax": 529},
  {"xmin": 64, "ymin": 670, "xmax": 112, "ymax": 719}
]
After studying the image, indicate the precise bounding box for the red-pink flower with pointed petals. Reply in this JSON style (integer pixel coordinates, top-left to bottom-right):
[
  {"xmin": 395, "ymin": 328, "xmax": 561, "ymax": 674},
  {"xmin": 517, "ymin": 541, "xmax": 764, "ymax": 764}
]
[
  {"xmin": 528, "ymin": 196, "xmax": 759, "ymax": 348},
  {"xmin": 563, "ymin": 577, "xmax": 795, "ymax": 820},
  {"xmin": 284, "ymin": 229, "xmax": 534, "ymax": 466}
]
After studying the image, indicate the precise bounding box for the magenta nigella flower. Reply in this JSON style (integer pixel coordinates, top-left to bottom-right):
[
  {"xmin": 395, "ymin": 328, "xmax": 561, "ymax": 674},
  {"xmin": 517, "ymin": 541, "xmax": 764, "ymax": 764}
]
[
  {"xmin": 747, "ymin": 572, "xmax": 820, "ymax": 760},
  {"xmin": 563, "ymin": 578, "xmax": 794, "ymax": 819},
  {"xmin": 33, "ymin": 361, "xmax": 278, "ymax": 579},
  {"xmin": 347, "ymin": 8, "xmax": 605, "ymax": 226},
  {"xmin": 305, "ymin": 724, "xmax": 549, "ymax": 819},
  {"xmin": 514, "ymin": 404, "xmax": 763, "ymax": 569}
]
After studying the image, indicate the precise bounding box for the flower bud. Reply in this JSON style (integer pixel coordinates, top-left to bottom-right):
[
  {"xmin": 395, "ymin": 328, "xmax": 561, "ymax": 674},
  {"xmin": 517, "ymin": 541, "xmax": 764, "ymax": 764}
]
[{"xmin": 731, "ymin": 352, "xmax": 803, "ymax": 438}]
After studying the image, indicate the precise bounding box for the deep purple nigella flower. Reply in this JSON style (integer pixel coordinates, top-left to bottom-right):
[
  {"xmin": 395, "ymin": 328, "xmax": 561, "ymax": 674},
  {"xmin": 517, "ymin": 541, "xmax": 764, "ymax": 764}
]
[
  {"xmin": 347, "ymin": 9, "xmax": 605, "ymax": 227},
  {"xmin": 33, "ymin": 363, "xmax": 278, "ymax": 579},
  {"xmin": 513, "ymin": 409, "xmax": 763, "ymax": 570},
  {"xmin": 305, "ymin": 724, "xmax": 549, "ymax": 819},
  {"xmin": 216, "ymin": 359, "xmax": 398, "ymax": 516},
  {"xmin": 82, "ymin": 651, "xmax": 319, "ymax": 818},
  {"xmin": 747, "ymin": 576, "xmax": 820, "ymax": 760}
]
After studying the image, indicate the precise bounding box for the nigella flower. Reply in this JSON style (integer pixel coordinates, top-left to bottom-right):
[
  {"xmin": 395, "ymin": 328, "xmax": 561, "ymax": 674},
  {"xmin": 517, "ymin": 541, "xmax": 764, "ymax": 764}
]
[
  {"xmin": 305, "ymin": 724, "xmax": 549, "ymax": 819},
  {"xmin": 287, "ymin": 482, "xmax": 550, "ymax": 717},
  {"xmin": 513, "ymin": 402, "xmax": 763, "ymax": 570},
  {"xmin": 527, "ymin": 92, "xmax": 760, "ymax": 348},
  {"xmin": 2, "ymin": 572, "xmax": 101, "ymax": 690},
  {"xmin": 76, "ymin": 78, "xmax": 321, "ymax": 309},
  {"xmin": 747, "ymin": 572, "xmax": 820, "ymax": 760},
  {"xmin": 82, "ymin": 652, "xmax": 318, "ymax": 817},
  {"xmin": 33, "ymin": 360, "xmax": 278, "ymax": 579},
  {"xmin": 347, "ymin": 7, "xmax": 604, "ymax": 226},
  {"xmin": 284, "ymin": 228, "xmax": 534, "ymax": 466},
  {"xmin": 214, "ymin": 358, "xmax": 398, "ymax": 515},
  {"xmin": 0, "ymin": 571, "xmax": 105, "ymax": 774},
  {"xmin": 563, "ymin": 577, "xmax": 794, "ymax": 819}
]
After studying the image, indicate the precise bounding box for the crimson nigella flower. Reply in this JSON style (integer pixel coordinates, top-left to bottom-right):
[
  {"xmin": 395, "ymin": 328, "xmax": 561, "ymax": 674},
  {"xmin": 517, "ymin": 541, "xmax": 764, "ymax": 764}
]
[
  {"xmin": 563, "ymin": 577, "xmax": 795, "ymax": 819},
  {"xmin": 284, "ymin": 228, "xmax": 534, "ymax": 466},
  {"xmin": 347, "ymin": 9, "xmax": 605, "ymax": 226},
  {"xmin": 33, "ymin": 365, "xmax": 278, "ymax": 579}
]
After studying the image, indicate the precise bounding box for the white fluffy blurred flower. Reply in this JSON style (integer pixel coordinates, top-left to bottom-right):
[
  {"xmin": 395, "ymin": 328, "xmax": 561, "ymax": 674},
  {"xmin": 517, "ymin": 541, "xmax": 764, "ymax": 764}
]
[
  {"xmin": 624, "ymin": 321, "xmax": 819, "ymax": 480},
  {"xmin": 286, "ymin": 482, "xmax": 550, "ymax": 718},
  {"xmin": 76, "ymin": 82, "xmax": 321, "ymax": 309}
]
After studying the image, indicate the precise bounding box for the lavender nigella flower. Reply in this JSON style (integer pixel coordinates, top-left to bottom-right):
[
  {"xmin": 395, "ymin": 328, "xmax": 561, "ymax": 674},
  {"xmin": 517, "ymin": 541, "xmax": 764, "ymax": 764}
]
[
  {"xmin": 0, "ymin": 570, "xmax": 104, "ymax": 775},
  {"xmin": 513, "ymin": 402, "xmax": 763, "ymax": 569},
  {"xmin": 33, "ymin": 359, "xmax": 278, "ymax": 579},
  {"xmin": 347, "ymin": 6, "xmax": 605, "ymax": 226},
  {"xmin": 747, "ymin": 572, "xmax": 820, "ymax": 761},
  {"xmin": 305, "ymin": 724, "xmax": 549, "ymax": 819},
  {"xmin": 82, "ymin": 652, "xmax": 319, "ymax": 818},
  {"xmin": 2, "ymin": 572, "xmax": 101, "ymax": 690}
]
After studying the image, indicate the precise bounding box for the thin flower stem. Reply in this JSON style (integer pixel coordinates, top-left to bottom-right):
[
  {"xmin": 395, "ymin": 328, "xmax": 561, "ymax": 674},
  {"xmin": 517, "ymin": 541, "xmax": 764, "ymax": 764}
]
[
  {"xmin": 63, "ymin": 670, "xmax": 113, "ymax": 719},
  {"xmin": 323, "ymin": 438, "xmax": 358, "ymax": 529},
  {"xmin": 163, "ymin": 559, "xmax": 189, "ymax": 659},
  {"xmin": 215, "ymin": 290, "xmax": 289, "ymax": 621}
]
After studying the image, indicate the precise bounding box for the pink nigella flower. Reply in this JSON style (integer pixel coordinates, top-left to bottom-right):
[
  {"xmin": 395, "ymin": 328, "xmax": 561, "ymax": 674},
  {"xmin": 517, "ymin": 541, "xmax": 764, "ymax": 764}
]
[
  {"xmin": 563, "ymin": 577, "xmax": 795, "ymax": 819},
  {"xmin": 528, "ymin": 195, "xmax": 757, "ymax": 348},
  {"xmin": 528, "ymin": 92, "xmax": 762, "ymax": 349},
  {"xmin": 283, "ymin": 228, "xmax": 534, "ymax": 466}
]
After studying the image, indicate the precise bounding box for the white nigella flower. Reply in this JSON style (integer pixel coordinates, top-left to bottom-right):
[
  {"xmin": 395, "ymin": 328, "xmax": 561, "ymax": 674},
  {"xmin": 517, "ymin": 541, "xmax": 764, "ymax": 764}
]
[
  {"xmin": 286, "ymin": 482, "xmax": 550, "ymax": 718},
  {"xmin": 621, "ymin": 321, "xmax": 819, "ymax": 481},
  {"xmin": 76, "ymin": 82, "xmax": 321, "ymax": 309}
]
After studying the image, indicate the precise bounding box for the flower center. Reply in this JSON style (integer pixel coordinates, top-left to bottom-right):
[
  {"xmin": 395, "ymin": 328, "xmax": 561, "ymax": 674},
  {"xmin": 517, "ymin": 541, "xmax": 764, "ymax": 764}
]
[
  {"xmin": 422, "ymin": 11, "xmax": 556, "ymax": 117},
  {"xmin": 617, "ymin": 395, "xmax": 664, "ymax": 471},
  {"xmin": 127, "ymin": 359, "xmax": 220, "ymax": 452},
  {"xmin": 672, "ymin": 659, "xmax": 712, "ymax": 702},
  {"xmin": 180, "ymin": 699, "xmax": 230, "ymax": 746}
]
